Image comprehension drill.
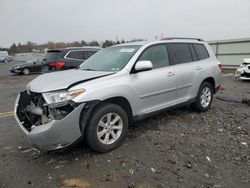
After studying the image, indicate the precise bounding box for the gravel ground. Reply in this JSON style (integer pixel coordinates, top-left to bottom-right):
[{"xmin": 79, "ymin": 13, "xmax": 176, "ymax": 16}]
[{"xmin": 0, "ymin": 62, "xmax": 249, "ymax": 188}]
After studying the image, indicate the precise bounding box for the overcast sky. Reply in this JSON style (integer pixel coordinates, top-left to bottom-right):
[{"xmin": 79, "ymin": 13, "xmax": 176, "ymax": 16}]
[{"xmin": 1, "ymin": 0, "xmax": 250, "ymax": 47}]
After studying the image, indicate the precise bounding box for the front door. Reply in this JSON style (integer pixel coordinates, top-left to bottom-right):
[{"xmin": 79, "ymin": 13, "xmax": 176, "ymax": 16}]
[{"xmin": 130, "ymin": 44, "xmax": 177, "ymax": 115}]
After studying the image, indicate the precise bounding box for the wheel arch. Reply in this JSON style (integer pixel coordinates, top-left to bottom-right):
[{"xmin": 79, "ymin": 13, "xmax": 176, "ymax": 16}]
[
  {"xmin": 102, "ymin": 96, "xmax": 133, "ymax": 123},
  {"xmin": 79, "ymin": 96, "xmax": 133, "ymax": 135},
  {"xmin": 202, "ymin": 77, "xmax": 215, "ymax": 93}
]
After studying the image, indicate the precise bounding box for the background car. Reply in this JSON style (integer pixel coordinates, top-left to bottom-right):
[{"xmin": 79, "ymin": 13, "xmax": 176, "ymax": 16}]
[
  {"xmin": 45, "ymin": 47, "xmax": 101, "ymax": 71},
  {"xmin": 0, "ymin": 51, "xmax": 12, "ymax": 63},
  {"xmin": 235, "ymin": 58, "xmax": 250, "ymax": 80},
  {"xmin": 10, "ymin": 59, "xmax": 47, "ymax": 75},
  {"xmin": 10, "ymin": 47, "xmax": 102, "ymax": 75}
]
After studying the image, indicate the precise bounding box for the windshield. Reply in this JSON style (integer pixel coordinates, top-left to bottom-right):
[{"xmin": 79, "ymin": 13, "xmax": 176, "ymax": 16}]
[
  {"xmin": 26, "ymin": 59, "xmax": 35, "ymax": 64},
  {"xmin": 80, "ymin": 45, "xmax": 141, "ymax": 72}
]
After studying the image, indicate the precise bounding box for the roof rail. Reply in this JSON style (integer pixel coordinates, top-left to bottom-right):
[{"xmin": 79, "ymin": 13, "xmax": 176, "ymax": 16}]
[
  {"xmin": 161, "ymin": 37, "xmax": 205, "ymax": 42},
  {"xmin": 65, "ymin": 46, "xmax": 102, "ymax": 49}
]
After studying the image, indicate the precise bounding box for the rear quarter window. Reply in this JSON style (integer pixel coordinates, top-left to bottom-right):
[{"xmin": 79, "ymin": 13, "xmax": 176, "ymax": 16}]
[
  {"xmin": 193, "ymin": 44, "xmax": 209, "ymax": 60},
  {"xmin": 169, "ymin": 43, "xmax": 193, "ymax": 64}
]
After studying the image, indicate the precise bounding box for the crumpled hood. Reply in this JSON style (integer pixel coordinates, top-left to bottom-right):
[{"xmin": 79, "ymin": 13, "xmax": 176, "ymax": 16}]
[{"xmin": 28, "ymin": 69, "xmax": 112, "ymax": 93}]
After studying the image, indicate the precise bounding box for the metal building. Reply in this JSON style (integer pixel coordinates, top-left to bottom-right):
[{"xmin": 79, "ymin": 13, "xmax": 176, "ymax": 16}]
[{"xmin": 209, "ymin": 38, "xmax": 250, "ymax": 69}]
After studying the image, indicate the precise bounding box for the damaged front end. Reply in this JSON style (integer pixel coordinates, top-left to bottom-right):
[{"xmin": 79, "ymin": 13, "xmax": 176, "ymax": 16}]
[
  {"xmin": 235, "ymin": 59, "xmax": 250, "ymax": 80},
  {"xmin": 14, "ymin": 90, "xmax": 85, "ymax": 151},
  {"xmin": 16, "ymin": 91, "xmax": 76, "ymax": 131}
]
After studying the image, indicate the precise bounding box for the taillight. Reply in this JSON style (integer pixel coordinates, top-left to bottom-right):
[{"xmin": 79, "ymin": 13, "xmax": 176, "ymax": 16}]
[
  {"xmin": 217, "ymin": 62, "xmax": 222, "ymax": 70},
  {"xmin": 49, "ymin": 62, "xmax": 65, "ymax": 70}
]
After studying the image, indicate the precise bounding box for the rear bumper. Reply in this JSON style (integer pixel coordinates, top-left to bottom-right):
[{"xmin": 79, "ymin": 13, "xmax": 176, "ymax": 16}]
[{"xmin": 14, "ymin": 91, "xmax": 85, "ymax": 152}]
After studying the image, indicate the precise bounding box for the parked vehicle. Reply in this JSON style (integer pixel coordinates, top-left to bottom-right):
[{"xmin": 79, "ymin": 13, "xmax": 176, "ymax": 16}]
[
  {"xmin": 0, "ymin": 51, "xmax": 11, "ymax": 63},
  {"xmin": 45, "ymin": 47, "xmax": 101, "ymax": 70},
  {"xmin": 14, "ymin": 38, "xmax": 222, "ymax": 152},
  {"xmin": 10, "ymin": 47, "xmax": 101, "ymax": 75},
  {"xmin": 235, "ymin": 58, "xmax": 250, "ymax": 80},
  {"xmin": 10, "ymin": 59, "xmax": 47, "ymax": 75}
]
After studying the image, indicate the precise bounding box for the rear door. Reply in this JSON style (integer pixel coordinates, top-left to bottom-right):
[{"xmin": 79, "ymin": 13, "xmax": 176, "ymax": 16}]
[
  {"xmin": 168, "ymin": 43, "xmax": 198, "ymax": 103},
  {"xmin": 130, "ymin": 44, "xmax": 177, "ymax": 115}
]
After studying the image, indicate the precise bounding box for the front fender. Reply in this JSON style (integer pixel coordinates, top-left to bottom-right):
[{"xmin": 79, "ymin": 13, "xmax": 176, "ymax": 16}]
[{"xmin": 73, "ymin": 84, "xmax": 140, "ymax": 116}]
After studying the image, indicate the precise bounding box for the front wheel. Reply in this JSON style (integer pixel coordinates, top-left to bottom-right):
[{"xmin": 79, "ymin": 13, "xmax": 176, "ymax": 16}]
[
  {"xmin": 192, "ymin": 82, "xmax": 213, "ymax": 112},
  {"xmin": 84, "ymin": 103, "xmax": 129, "ymax": 153}
]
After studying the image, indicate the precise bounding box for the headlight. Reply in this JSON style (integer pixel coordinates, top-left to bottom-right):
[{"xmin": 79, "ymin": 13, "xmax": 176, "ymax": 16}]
[
  {"xmin": 42, "ymin": 89, "xmax": 85, "ymax": 104},
  {"xmin": 14, "ymin": 66, "xmax": 20, "ymax": 69}
]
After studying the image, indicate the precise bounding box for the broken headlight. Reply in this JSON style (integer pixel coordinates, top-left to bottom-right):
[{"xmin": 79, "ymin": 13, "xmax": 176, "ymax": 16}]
[{"xmin": 42, "ymin": 89, "xmax": 85, "ymax": 105}]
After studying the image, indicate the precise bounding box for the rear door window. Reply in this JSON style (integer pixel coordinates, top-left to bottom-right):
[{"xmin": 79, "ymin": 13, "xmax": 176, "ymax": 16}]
[
  {"xmin": 66, "ymin": 51, "xmax": 84, "ymax": 60},
  {"xmin": 169, "ymin": 43, "xmax": 193, "ymax": 64},
  {"xmin": 193, "ymin": 44, "xmax": 209, "ymax": 60},
  {"xmin": 138, "ymin": 44, "xmax": 169, "ymax": 69}
]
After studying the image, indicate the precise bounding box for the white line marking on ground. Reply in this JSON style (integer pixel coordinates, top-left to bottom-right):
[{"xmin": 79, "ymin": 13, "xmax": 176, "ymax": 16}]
[{"xmin": 0, "ymin": 111, "xmax": 14, "ymax": 118}]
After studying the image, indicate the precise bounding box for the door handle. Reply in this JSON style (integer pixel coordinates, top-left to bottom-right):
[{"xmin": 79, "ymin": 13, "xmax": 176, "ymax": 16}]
[
  {"xmin": 196, "ymin": 66, "xmax": 202, "ymax": 70},
  {"xmin": 167, "ymin": 71, "xmax": 175, "ymax": 76}
]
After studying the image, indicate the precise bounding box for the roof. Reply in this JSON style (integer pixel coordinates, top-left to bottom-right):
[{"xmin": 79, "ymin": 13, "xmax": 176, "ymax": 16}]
[
  {"xmin": 47, "ymin": 46, "xmax": 102, "ymax": 52},
  {"xmin": 65, "ymin": 46, "xmax": 102, "ymax": 50},
  {"xmin": 161, "ymin": 37, "xmax": 205, "ymax": 42},
  {"xmin": 115, "ymin": 41, "xmax": 148, "ymax": 47}
]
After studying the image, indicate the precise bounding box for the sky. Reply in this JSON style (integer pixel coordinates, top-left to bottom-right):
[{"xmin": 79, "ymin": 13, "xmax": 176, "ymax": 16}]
[{"xmin": 0, "ymin": 0, "xmax": 250, "ymax": 47}]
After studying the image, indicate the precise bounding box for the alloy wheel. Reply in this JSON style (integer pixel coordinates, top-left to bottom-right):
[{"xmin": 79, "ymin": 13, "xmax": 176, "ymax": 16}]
[
  {"xmin": 200, "ymin": 87, "xmax": 211, "ymax": 108},
  {"xmin": 97, "ymin": 113, "xmax": 123, "ymax": 145}
]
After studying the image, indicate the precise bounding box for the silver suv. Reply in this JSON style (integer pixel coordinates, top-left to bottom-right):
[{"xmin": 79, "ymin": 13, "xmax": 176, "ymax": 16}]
[{"xmin": 15, "ymin": 38, "xmax": 222, "ymax": 152}]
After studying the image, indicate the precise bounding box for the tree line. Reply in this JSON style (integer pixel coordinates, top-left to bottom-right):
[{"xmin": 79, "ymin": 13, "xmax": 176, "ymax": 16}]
[{"xmin": 2, "ymin": 39, "xmax": 144, "ymax": 55}]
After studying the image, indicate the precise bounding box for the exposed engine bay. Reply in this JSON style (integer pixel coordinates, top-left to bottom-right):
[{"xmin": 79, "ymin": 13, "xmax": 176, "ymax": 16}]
[
  {"xmin": 235, "ymin": 59, "xmax": 250, "ymax": 80},
  {"xmin": 16, "ymin": 90, "xmax": 76, "ymax": 132}
]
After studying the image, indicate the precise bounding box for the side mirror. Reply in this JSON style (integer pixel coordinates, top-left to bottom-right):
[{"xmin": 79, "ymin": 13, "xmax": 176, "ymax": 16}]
[{"xmin": 134, "ymin": 60, "xmax": 153, "ymax": 72}]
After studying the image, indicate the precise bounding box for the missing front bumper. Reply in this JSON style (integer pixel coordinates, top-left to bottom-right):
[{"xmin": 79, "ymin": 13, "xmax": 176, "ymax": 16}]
[{"xmin": 14, "ymin": 90, "xmax": 85, "ymax": 151}]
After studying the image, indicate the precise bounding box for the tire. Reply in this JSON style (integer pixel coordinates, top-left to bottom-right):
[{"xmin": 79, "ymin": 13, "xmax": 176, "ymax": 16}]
[
  {"xmin": 191, "ymin": 82, "xmax": 213, "ymax": 112},
  {"xmin": 22, "ymin": 68, "xmax": 30, "ymax": 75},
  {"xmin": 84, "ymin": 103, "xmax": 129, "ymax": 153}
]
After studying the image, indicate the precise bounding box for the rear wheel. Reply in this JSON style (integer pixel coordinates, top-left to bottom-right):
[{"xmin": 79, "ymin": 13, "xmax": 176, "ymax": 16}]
[
  {"xmin": 192, "ymin": 82, "xmax": 213, "ymax": 112},
  {"xmin": 84, "ymin": 103, "xmax": 128, "ymax": 153},
  {"xmin": 22, "ymin": 68, "xmax": 30, "ymax": 75}
]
